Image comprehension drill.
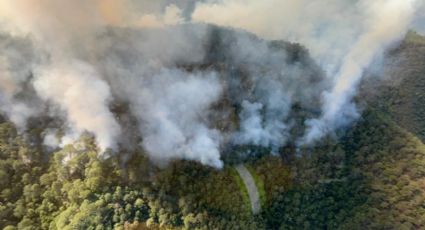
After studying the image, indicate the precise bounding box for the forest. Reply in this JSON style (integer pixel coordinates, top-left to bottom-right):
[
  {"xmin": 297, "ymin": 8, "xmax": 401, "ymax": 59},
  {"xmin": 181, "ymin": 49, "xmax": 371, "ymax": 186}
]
[
  {"xmin": 1, "ymin": 106, "xmax": 425, "ymax": 229},
  {"xmin": 0, "ymin": 2, "xmax": 425, "ymax": 229}
]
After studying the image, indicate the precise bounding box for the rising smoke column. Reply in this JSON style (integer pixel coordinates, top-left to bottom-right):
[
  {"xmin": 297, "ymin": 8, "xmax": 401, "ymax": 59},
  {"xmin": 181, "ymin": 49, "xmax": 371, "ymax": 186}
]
[
  {"xmin": 0, "ymin": 0, "xmax": 225, "ymax": 165},
  {"xmin": 191, "ymin": 0, "xmax": 363, "ymax": 75},
  {"xmin": 95, "ymin": 25, "xmax": 224, "ymax": 167},
  {"xmin": 138, "ymin": 69, "xmax": 223, "ymax": 168},
  {"xmin": 33, "ymin": 61, "xmax": 121, "ymax": 151},
  {"xmin": 301, "ymin": 0, "xmax": 419, "ymax": 144},
  {"xmin": 215, "ymin": 28, "xmax": 326, "ymax": 152},
  {"xmin": 0, "ymin": 0, "xmax": 421, "ymax": 167},
  {"xmin": 232, "ymin": 78, "xmax": 292, "ymax": 152},
  {"xmin": 192, "ymin": 0, "xmax": 421, "ymax": 145},
  {"xmin": 0, "ymin": 0, "xmax": 125, "ymax": 151},
  {"xmin": 0, "ymin": 33, "xmax": 41, "ymax": 129}
]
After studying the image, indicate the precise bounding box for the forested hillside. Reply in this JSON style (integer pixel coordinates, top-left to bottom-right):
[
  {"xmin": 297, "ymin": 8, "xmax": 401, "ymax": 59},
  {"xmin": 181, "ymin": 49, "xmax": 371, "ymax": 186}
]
[
  {"xmin": 1, "ymin": 107, "xmax": 425, "ymax": 230},
  {"xmin": 269, "ymin": 110, "xmax": 425, "ymax": 229},
  {"xmin": 1, "ymin": 20, "xmax": 425, "ymax": 230},
  {"xmin": 363, "ymin": 31, "xmax": 425, "ymax": 141}
]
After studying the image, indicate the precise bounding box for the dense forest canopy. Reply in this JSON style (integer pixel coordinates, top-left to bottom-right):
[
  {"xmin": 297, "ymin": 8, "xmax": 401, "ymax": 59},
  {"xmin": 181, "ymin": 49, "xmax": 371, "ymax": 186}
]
[
  {"xmin": 0, "ymin": 30, "xmax": 424, "ymax": 230},
  {"xmin": 0, "ymin": 0, "xmax": 425, "ymax": 229}
]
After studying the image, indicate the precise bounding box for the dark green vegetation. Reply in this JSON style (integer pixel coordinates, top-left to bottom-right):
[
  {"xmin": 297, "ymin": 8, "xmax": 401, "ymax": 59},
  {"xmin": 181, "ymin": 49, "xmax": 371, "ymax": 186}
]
[
  {"xmin": 363, "ymin": 30, "xmax": 425, "ymax": 141},
  {"xmin": 0, "ymin": 120, "xmax": 268, "ymax": 229},
  {"xmin": 269, "ymin": 110, "xmax": 425, "ymax": 229},
  {"xmin": 1, "ymin": 32, "xmax": 425, "ymax": 229},
  {"xmin": 2, "ymin": 108, "xmax": 425, "ymax": 229}
]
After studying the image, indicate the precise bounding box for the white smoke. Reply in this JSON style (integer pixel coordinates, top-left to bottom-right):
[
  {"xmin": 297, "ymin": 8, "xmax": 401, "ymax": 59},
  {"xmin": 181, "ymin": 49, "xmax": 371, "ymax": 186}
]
[
  {"xmin": 412, "ymin": 2, "xmax": 425, "ymax": 35},
  {"xmin": 42, "ymin": 128, "xmax": 60, "ymax": 148},
  {"xmin": 0, "ymin": 0, "xmax": 422, "ymax": 167},
  {"xmin": 0, "ymin": 0, "xmax": 124, "ymax": 151},
  {"xmin": 225, "ymin": 30, "xmax": 324, "ymax": 151},
  {"xmin": 234, "ymin": 98, "xmax": 289, "ymax": 152},
  {"xmin": 0, "ymin": 0, "xmax": 226, "ymax": 166},
  {"xmin": 301, "ymin": 0, "xmax": 419, "ymax": 144},
  {"xmin": 137, "ymin": 69, "xmax": 223, "ymax": 168},
  {"xmin": 33, "ymin": 61, "xmax": 121, "ymax": 151},
  {"xmin": 192, "ymin": 0, "xmax": 362, "ymax": 74},
  {"xmin": 137, "ymin": 4, "xmax": 185, "ymax": 28},
  {"xmin": 0, "ymin": 33, "xmax": 41, "ymax": 129},
  {"xmin": 191, "ymin": 0, "xmax": 421, "ymax": 145}
]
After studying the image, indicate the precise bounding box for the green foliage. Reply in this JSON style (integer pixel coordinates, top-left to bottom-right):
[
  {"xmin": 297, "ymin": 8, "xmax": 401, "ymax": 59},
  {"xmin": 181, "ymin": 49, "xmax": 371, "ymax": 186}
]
[
  {"xmin": 264, "ymin": 110, "xmax": 425, "ymax": 229},
  {"xmin": 1, "ymin": 106, "xmax": 425, "ymax": 229},
  {"xmin": 363, "ymin": 31, "xmax": 425, "ymax": 142},
  {"xmin": 249, "ymin": 156, "xmax": 291, "ymax": 208}
]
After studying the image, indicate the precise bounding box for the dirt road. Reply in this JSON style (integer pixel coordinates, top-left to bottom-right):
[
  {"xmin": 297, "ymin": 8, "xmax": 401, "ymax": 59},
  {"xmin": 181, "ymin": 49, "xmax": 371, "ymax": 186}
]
[{"xmin": 235, "ymin": 164, "xmax": 261, "ymax": 214}]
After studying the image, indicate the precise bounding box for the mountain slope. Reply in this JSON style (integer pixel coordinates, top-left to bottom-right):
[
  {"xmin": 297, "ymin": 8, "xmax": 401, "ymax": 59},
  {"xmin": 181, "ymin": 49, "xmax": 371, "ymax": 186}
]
[
  {"xmin": 362, "ymin": 31, "xmax": 425, "ymax": 142},
  {"xmin": 1, "ymin": 28, "xmax": 425, "ymax": 229},
  {"xmin": 266, "ymin": 110, "xmax": 425, "ymax": 229}
]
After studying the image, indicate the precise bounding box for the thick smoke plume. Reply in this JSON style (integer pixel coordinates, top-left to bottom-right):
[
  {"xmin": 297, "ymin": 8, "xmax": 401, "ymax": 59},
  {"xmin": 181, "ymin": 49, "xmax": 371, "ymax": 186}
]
[
  {"xmin": 0, "ymin": 33, "xmax": 40, "ymax": 129},
  {"xmin": 0, "ymin": 0, "xmax": 422, "ymax": 167},
  {"xmin": 302, "ymin": 0, "xmax": 419, "ymax": 144},
  {"xmin": 138, "ymin": 70, "xmax": 223, "ymax": 167},
  {"xmin": 192, "ymin": 0, "xmax": 421, "ymax": 145},
  {"xmin": 34, "ymin": 61, "xmax": 121, "ymax": 151}
]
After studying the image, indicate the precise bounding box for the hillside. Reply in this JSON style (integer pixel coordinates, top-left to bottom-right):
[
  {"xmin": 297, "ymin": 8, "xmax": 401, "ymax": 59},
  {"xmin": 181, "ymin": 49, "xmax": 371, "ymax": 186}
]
[
  {"xmin": 1, "ymin": 26, "xmax": 425, "ymax": 230},
  {"xmin": 362, "ymin": 31, "xmax": 425, "ymax": 142},
  {"xmin": 268, "ymin": 110, "xmax": 425, "ymax": 229},
  {"xmin": 1, "ymin": 0, "xmax": 425, "ymax": 229},
  {"xmin": 2, "ymin": 107, "xmax": 425, "ymax": 229}
]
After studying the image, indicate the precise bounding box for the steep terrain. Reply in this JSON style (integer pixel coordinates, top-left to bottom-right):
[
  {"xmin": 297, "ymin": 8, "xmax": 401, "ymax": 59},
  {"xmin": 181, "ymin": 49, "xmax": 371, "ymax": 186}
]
[
  {"xmin": 1, "ymin": 29, "xmax": 425, "ymax": 229},
  {"xmin": 362, "ymin": 31, "xmax": 425, "ymax": 142},
  {"xmin": 268, "ymin": 110, "xmax": 425, "ymax": 229},
  {"xmin": 2, "ymin": 108, "xmax": 425, "ymax": 229}
]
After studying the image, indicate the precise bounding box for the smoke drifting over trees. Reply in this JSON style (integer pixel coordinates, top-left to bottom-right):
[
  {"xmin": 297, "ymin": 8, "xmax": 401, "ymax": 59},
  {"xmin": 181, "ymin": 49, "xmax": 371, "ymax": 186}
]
[
  {"xmin": 0, "ymin": 0, "xmax": 422, "ymax": 167},
  {"xmin": 191, "ymin": 0, "xmax": 422, "ymax": 145}
]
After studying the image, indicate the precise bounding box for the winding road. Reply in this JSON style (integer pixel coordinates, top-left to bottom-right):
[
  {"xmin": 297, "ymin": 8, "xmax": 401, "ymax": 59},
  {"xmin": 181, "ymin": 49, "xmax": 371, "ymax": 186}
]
[{"xmin": 235, "ymin": 164, "xmax": 261, "ymax": 214}]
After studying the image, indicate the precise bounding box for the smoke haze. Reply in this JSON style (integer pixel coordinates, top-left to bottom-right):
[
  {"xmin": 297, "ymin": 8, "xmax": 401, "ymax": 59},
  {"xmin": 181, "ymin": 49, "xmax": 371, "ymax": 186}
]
[
  {"xmin": 191, "ymin": 0, "xmax": 421, "ymax": 145},
  {"xmin": 0, "ymin": 0, "xmax": 422, "ymax": 167},
  {"xmin": 302, "ymin": 0, "xmax": 419, "ymax": 144}
]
